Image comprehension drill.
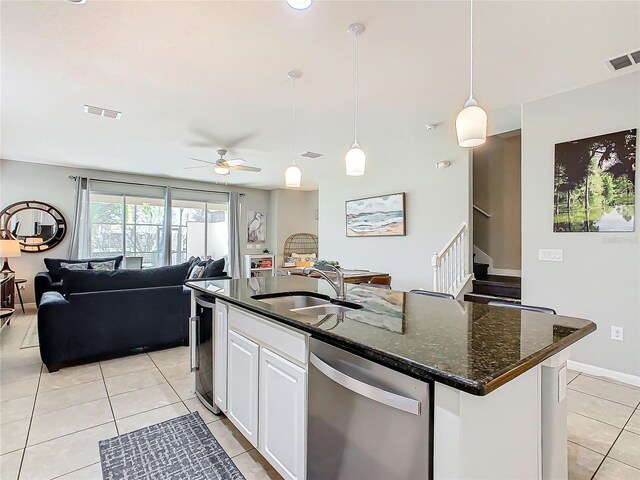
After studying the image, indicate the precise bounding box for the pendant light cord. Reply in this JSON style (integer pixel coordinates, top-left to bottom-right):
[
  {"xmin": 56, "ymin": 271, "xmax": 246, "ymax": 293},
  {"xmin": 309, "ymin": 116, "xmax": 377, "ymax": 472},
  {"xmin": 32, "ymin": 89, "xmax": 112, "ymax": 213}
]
[
  {"xmin": 291, "ymin": 77, "xmax": 296, "ymax": 165},
  {"xmin": 469, "ymin": 0, "xmax": 474, "ymax": 100},
  {"xmin": 354, "ymin": 32, "xmax": 359, "ymax": 144}
]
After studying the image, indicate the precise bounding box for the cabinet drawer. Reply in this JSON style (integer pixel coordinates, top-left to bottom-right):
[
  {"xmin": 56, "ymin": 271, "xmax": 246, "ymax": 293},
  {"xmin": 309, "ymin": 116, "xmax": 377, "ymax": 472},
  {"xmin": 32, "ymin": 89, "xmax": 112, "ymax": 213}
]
[{"xmin": 228, "ymin": 306, "xmax": 307, "ymax": 365}]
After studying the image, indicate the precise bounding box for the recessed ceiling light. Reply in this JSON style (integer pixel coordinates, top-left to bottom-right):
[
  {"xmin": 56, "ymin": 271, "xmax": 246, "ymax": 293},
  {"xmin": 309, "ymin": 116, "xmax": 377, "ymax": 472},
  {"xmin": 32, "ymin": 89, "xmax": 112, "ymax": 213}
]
[{"xmin": 286, "ymin": 0, "xmax": 311, "ymax": 10}]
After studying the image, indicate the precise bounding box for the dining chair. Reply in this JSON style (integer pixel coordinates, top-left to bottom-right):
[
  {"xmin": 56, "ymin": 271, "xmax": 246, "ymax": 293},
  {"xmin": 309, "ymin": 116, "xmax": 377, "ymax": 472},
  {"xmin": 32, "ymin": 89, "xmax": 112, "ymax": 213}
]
[{"xmin": 369, "ymin": 276, "xmax": 392, "ymax": 287}]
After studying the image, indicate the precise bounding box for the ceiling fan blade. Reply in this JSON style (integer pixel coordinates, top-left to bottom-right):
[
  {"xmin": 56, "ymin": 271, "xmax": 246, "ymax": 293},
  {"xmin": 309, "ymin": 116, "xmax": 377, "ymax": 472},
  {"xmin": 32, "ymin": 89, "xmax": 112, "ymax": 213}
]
[
  {"xmin": 224, "ymin": 158, "xmax": 247, "ymax": 166},
  {"xmin": 226, "ymin": 132, "xmax": 258, "ymax": 148},
  {"xmin": 183, "ymin": 165, "xmax": 209, "ymax": 170},
  {"xmin": 229, "ymin": 165, "xmax": 261, "ymax": 172},
  {"xmin": 188, "ymin": 157, "xmax": 217, "ymax": 165}
]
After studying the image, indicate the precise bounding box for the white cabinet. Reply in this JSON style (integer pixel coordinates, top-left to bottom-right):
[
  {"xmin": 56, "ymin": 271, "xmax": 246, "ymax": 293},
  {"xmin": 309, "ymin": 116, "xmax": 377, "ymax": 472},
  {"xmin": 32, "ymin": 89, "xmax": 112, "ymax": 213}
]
[
  {"xmin": 259, "ymin": 348, "xmax": 307, "ymax": 480},
  {"xmin": 214, "ymin": 301, "xmax": 228, "ymax": 412},
  {"xmin": 227, "ymin": 329, "xmax": 259, "ymax": 447}
]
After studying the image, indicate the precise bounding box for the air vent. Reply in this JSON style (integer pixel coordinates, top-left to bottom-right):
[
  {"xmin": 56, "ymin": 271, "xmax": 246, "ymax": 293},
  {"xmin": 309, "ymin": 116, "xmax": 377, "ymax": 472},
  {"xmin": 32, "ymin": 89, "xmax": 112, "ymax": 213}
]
[
  {"xmin": 606, "ymin": 50, "xmax": 640, "ymax": 72},
  {"xmin": 301, "ymin": 151, "xmax": 323, "ymax": 159},
  {"xmin": 84, "ymin": 104, "xmax": 122, "ymax": 120}
]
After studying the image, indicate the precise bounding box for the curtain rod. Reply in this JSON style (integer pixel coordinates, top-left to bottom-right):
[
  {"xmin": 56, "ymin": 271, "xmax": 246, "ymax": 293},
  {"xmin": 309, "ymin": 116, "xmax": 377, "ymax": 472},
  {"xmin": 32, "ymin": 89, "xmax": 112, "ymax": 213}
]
[{"xmin": 68, "ymin": 175, "xmax": 244, "ymax": 196}]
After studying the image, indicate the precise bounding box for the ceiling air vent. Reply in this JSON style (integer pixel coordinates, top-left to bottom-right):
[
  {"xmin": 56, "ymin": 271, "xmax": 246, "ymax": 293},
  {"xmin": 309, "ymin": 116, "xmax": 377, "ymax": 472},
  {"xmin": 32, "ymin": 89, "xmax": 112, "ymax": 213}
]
[
  {"xmin": 606, "ymin": 50, "xmax": 640, "ymax": 72},
  {"xmin": 84, "ymin": 104, "xmax": 122, "ymax": 120},
  {"xmin": 301, "ymin": 151, "xmax": 323, "ymax": 159}
]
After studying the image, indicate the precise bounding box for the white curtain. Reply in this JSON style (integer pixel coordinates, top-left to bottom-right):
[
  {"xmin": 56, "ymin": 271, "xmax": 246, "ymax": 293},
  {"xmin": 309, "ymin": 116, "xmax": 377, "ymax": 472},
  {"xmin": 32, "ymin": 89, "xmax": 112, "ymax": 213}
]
[
  {"xmin": 68, "ymin": 177, "xmax": 91, "ymax": 259},
  {"xmin": 162, "ymin": 186, "xmax": 172, "ymax": 266},
  {"xmin": 228, "ymin": 192, "xmax": 242, "ymax": 278}
]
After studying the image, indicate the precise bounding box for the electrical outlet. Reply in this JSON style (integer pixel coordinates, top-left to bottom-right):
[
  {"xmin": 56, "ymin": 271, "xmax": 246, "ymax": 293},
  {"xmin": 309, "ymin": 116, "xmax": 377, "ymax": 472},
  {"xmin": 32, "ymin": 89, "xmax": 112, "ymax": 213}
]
[
  {"xmin": 539, "ymin": 249, "xmax": 564, "ymax": 262},
  {"xmin": 611, "ymin": 326, "xmax": 624, "ymax": 341}
]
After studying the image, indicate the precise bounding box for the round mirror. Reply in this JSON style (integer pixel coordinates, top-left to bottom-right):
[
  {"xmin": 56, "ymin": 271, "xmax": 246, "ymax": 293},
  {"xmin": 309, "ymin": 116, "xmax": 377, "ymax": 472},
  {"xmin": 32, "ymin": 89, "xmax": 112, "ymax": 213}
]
[{"xmin": 0, "ymin": 201, "xmax": 67, "ymax": 252}]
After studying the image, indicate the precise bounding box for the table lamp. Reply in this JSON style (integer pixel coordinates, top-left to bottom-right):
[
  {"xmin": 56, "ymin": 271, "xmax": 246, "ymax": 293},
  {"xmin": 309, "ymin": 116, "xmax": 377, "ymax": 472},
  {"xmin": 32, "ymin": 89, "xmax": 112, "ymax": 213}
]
[{"xmin": 0, "ymin": 240, "xmax": 21, "ymax": 273}]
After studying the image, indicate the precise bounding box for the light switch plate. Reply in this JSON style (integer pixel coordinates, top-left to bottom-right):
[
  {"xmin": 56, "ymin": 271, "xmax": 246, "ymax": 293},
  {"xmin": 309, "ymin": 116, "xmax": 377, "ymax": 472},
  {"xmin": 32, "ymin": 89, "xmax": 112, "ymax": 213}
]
[
  {"xmin": 539, "ymin": 249, "xmax": 563, "ymax": 262},
  {"xmin": 246, "ymin": 244, "xmax": 253, "ymax": 249}
]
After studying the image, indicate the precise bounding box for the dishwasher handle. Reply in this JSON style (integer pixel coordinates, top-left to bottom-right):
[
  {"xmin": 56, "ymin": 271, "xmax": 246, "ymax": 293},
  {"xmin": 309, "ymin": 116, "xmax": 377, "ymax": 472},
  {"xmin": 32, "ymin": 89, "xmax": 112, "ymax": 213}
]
[{"xmin": 309, "ymin": 353, "xmax": 421, "ymax": 416}]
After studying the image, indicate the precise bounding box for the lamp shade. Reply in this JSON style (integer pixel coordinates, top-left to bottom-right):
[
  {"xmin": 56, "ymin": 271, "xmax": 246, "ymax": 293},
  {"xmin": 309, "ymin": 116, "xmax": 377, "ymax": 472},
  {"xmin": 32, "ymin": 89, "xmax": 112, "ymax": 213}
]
[
  {"xmin": 0, "ymin": 240, "xmax": 21, "ymax": 258},
  {"xmin": 455, "ymin": 98, "xmax": 487, "ymax": 148},
  {"xmin": 285, "ymin": 164, "xmax": 302, "ymax": 188},
  {"xmin": 345, "ymin": 143, "xmax": 366, "ymax": 176},
  {"xmin": 214, "ymin": 166, "xmax": 230, "ymax": 175}
]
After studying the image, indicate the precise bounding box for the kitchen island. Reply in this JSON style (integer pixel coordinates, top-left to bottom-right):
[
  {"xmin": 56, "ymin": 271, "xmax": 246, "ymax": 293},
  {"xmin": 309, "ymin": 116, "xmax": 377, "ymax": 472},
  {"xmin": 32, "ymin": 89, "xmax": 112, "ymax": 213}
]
[{"xmin": 186, "ymin": 276, "xmax": 595, "ymax": 480}]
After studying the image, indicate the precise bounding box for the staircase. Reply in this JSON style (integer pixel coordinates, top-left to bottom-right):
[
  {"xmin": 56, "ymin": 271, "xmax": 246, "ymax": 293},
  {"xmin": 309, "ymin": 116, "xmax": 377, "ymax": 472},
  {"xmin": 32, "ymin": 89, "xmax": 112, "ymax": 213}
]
[
  {"xmin": 432, "ymin": 222, "xmax": 473, "ymax": 298},
  {"xmin": 464, "ymin": 267, "xmax": 521, "ymax": 304}
]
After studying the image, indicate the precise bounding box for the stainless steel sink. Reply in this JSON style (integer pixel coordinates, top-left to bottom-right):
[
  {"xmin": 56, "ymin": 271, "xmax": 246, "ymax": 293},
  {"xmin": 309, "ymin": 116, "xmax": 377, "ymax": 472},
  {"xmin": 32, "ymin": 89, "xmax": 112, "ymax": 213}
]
[
  {"xmin": 254, "ymin": 294, "xmax": 330, "ymax": 310},
  {"xmin": 291, "ymin": 304, "xmax": 360, "ymax": 316}
]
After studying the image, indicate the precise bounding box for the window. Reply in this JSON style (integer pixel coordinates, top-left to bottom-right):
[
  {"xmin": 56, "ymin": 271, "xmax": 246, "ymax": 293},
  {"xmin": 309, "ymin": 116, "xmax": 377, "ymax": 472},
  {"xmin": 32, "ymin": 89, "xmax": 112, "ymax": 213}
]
[
  {"xmin": 90, "ymin": 194, "xmax": 165, "ymax": 267},
  {"xmin": 171, "ymin": 199, "xmax": 228, "ymax": 264}
]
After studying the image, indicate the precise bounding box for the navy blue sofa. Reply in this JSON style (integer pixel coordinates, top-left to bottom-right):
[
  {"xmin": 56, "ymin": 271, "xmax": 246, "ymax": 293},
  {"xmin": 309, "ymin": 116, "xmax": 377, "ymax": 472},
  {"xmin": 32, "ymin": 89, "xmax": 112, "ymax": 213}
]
[{"xmin": 37, "ymin": 261, "xmax": 228, "ymax": 372}]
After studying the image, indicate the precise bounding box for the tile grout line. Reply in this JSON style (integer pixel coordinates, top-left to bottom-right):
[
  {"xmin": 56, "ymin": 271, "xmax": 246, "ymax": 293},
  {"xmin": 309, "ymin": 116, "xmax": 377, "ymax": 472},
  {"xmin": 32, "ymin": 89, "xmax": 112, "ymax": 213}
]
[
  {"xmin": 568, "ymin": 385, "xmax": 640, "ymax": 409},
  {"xmin": 16, "ymin": 361, "xmax": 43, "ymax": 480},
  {"xmin": 49, "ymin": 461, "xmax": 101, "ymax": 480},
  {"xmin": 590, "ymin": 405, "xmax": 640, "ymax": 479},
  {"xmin": 22, "ymin": 420, "xmax": 115, "ymax": 449},
  {"xmin": 569, "ymin": 410, "xmax": 633, "ymax": 430},
  {"xmin": 99, "ymin": 363, "xmax": 119, "ymax": 437}
]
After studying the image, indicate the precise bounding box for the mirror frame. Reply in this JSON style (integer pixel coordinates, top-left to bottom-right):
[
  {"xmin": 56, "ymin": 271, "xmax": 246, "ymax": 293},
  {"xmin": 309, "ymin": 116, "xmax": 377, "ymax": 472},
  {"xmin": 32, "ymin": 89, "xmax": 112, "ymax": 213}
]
[{"xmin": 0, "ymin": 201, "xmax": 67, "ymax": 253}]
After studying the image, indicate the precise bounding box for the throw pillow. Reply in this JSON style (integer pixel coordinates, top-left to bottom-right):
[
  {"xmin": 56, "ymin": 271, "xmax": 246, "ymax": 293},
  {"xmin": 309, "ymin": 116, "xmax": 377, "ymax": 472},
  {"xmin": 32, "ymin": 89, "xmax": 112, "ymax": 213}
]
[
  {"xmin": 189, "ymin": 265, "xmax": 206, "ymax": 279},
  {"xmin": 202, "ymin": 258, "xmax": 225, "ymax": 278},
  {"xmin": 187, "ymin": 256, "xmax": 202, "ymax": 276},
  {"xmin": 60, "ymin": 262, "xmax": 191, "ymax": 294},
  {"xmin": 44, "ymin": 256, "xmax": 123, "ymax": 282},
  {"xmin": 60, "ymin": 262, "xmax": 88, "ymax": 270},
  {"xmin": 90, "ymin": 260, "xmax": 116, "ymax": 271}
]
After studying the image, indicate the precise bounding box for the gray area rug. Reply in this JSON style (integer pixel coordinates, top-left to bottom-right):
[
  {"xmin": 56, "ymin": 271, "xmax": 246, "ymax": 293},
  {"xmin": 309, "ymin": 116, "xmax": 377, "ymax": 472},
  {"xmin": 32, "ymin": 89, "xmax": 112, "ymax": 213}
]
[
  {"xmin": 20, "ymin": 317, "xmax": 39, "ymax": 349},
  {"xmin": 99, "ymin": 412, "xmax": 245, "ymax": 480}
]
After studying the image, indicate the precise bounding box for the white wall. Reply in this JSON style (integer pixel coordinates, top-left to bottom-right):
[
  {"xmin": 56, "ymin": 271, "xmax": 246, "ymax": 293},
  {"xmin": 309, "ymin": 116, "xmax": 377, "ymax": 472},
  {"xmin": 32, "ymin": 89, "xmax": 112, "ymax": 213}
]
[
  {"xmin": 522, "ymin": 72, "xmax": 640, "ymax": 377},
  {"xmin": 0, "ymin": 159, "xmax": 271, "ymax": 302},
  {"xmin": 268, "ymin": 189, "xmax": 318, "ymax": 267},
  {"xmin": 317, "ymin": 124, "xmax": 470, "ymax": 292}
]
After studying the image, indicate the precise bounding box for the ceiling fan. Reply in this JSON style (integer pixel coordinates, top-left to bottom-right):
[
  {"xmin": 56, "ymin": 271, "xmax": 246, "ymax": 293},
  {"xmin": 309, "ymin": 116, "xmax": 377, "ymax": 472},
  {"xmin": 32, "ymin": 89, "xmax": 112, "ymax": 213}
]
[{"xmin": 184, "ymin": 149, "xmax": 261, "ymax": 176}]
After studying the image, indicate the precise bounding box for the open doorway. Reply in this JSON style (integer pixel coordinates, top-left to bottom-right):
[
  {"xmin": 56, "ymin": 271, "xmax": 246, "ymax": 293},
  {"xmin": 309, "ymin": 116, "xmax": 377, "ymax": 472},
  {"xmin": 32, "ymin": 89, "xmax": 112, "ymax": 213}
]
[{"xmin": 466, "ymin": 130, "xmax": 522, "ymax": 304}]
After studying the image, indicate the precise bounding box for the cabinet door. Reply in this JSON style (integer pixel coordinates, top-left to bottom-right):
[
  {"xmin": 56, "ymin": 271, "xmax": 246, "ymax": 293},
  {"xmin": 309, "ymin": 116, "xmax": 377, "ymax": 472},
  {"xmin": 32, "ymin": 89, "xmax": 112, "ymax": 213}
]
[
  {"xmin": 227, "ymin": 329, "xmax": 259, "ymax": 447},
  {"xmin": 259, "ymin": 348, "xmax": 307, "ymax": 480},
  {"xmin": 214, "ymin": 301, "xmax": 228, "ymax": 412}
]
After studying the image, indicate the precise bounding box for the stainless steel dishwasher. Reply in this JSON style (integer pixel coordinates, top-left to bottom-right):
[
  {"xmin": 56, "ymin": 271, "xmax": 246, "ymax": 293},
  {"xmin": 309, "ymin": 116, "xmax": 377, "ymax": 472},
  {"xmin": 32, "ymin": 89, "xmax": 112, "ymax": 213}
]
[{"xmin": 308, "ymin": 338, "xmax": 431, "ymax": 480}]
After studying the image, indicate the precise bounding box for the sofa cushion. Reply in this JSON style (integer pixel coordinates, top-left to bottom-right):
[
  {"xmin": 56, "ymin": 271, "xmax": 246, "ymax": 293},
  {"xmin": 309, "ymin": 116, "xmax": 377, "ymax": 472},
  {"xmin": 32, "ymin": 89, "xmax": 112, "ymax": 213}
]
[
  {"xmin": 203, "ymin": 258, "xmax": 225, "ymax": 278},
  {"xmin": 60, "ymin": 262, "xmax": 190, "ymax": 294},
  {"xmin": 44, "ymin": 256, "xmax": 123, "ymax": 282}
]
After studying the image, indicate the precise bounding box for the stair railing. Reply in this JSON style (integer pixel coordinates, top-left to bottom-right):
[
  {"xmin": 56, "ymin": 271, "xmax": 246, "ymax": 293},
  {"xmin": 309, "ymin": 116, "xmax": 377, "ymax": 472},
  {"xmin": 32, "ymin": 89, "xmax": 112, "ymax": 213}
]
[{"xmin": 432, "ymin": 222, "xmax": 470, "ymax": 295}]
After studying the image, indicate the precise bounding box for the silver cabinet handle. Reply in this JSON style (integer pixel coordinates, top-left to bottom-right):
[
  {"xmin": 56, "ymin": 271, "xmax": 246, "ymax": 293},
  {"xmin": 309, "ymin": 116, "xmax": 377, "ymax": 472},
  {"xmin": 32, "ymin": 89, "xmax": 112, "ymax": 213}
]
[
  {"xmin": 190, "ymin": 316, "xmax": 199, "ymax": 372},
  {"xmin": 309, "ymin": 353, "xmax": 421, "ymax": 415}
]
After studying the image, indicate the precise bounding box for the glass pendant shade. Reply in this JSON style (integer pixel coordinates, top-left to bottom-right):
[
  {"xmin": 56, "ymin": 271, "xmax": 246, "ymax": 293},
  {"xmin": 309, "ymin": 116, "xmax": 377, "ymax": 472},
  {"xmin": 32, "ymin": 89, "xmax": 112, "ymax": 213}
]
[
  {"xmin": 285, "ymin": 164, "xmax": 302, "ymax": 187},
  {"xmin": 214, "ymin": 166, "xmax": 230, "ymax": 175},
  {"xmin": 456, "ymin": 98, "xmax": 487, "ymax": 148},
  {"xmin": 345, "ymin": 143, "xmax": 366, "ymax": 176}
]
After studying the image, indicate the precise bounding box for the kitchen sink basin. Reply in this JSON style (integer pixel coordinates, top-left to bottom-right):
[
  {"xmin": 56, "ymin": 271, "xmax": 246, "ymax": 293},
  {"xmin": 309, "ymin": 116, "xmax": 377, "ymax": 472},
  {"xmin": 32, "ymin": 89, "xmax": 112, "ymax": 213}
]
[
  {"xmin": 291, "ymin": 303, "xmax": 361, "ymax": 316},
  {"xmin": 253, "ymin": 294, "xmax": 330, "ymax": 310}
]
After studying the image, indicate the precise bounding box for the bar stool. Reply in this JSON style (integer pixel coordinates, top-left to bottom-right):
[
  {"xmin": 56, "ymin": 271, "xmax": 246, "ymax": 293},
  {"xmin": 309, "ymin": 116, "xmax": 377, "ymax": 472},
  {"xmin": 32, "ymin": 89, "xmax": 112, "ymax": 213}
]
[
  {"xmin": 410, "ymin": 289, "xmax": 455, "ymax": 300},
  {"xmin": 487, "ymin": 300, "xmax": 556, "ymax": 315}
]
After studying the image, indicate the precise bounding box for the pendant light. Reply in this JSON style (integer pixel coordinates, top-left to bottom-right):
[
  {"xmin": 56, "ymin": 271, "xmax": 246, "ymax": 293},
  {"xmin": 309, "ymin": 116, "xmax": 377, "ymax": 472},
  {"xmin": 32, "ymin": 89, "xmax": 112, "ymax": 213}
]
[
  {"xmin": 285, "ymin": 70, "xmax": 302, "ymax": 188},
  {"xmin": 345, "ymin": 23, "xmax": 366, "ymax": 176},
  {"xmin": 455, "ymin": 0, "xmax": 487, "ymax": 148}
]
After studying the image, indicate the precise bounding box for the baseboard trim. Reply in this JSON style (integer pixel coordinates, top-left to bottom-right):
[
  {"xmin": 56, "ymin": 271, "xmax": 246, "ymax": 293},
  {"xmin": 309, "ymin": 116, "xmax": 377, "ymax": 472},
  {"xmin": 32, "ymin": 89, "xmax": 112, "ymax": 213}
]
[
  {"xmin": 567, "ymin": 360, "xmax": 640, "ymax": 387},
  {"xmin": 488, "ymin": 268, "xmax": 521, "ymax": 277}
]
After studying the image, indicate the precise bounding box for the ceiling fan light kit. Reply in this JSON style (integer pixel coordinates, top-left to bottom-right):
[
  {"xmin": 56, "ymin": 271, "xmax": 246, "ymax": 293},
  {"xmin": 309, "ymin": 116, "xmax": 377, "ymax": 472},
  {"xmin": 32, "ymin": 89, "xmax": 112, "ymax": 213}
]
[
  {"xmin": 214, "ymin": 166, "xmax": 230, "ymax": 175},
  {"xmin": 456, "ymin": 0, "xmax": 487, "ymax": 148},
  {"xmin": 346, "ymin": 22, "xmax": 367, "ymax": 177}
]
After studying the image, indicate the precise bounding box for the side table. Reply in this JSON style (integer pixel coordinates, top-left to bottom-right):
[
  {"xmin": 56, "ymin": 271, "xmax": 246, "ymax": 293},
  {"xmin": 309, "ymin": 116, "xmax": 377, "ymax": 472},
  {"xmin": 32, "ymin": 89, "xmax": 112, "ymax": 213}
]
[{"xmin": 15, "ymin": 279, "xmax": 26, "ymax": 314}]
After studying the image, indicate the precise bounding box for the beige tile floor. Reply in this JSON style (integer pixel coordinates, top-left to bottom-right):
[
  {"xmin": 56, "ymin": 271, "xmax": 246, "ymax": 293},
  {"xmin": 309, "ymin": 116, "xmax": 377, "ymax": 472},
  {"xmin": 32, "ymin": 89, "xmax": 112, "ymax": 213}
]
[
  {"xmin": 2, "ymin": 308, "xmax": 639, "ymax": 479},
  {"xmin": 0, "ymin": 308, "xmax": 282, "ymax": 480}
]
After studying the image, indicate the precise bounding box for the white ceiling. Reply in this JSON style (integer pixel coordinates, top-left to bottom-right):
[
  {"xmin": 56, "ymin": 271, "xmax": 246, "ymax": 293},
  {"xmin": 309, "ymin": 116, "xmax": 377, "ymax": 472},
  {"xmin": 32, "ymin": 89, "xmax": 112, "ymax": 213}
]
[{"xmin": 1, "ymin": 0, "xmax": 638, "ymax": 190}]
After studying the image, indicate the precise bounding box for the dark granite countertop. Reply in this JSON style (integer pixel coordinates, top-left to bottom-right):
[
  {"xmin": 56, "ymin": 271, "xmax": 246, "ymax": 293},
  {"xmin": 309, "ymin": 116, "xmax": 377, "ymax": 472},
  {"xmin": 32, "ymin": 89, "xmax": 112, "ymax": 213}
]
[{"xmin": 186, "ymin": 276, "xmax": 596, "ymax": 396}]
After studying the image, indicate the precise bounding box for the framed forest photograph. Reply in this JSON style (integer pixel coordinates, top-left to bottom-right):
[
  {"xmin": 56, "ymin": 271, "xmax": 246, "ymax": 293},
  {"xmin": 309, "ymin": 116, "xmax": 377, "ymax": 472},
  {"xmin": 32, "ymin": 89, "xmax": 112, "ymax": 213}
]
[{"xmin": 554, "ymin": 129, "xmax": 637, "ymax": 232}]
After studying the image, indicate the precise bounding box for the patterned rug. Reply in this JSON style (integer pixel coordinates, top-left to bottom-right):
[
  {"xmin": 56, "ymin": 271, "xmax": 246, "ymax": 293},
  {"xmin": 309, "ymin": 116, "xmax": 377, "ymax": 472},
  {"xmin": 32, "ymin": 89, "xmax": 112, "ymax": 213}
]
[{"xmin": 99, "ymin": 412, "xmax": 245, "ymax": 480}]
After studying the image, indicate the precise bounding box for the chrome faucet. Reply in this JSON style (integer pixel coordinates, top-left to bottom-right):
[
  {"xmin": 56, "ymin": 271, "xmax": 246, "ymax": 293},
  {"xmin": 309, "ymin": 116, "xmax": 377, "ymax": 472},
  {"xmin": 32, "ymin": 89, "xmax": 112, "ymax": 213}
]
[{"xmin": 302, "ymin": 266, "xmax": 346, "ymax": 301}]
